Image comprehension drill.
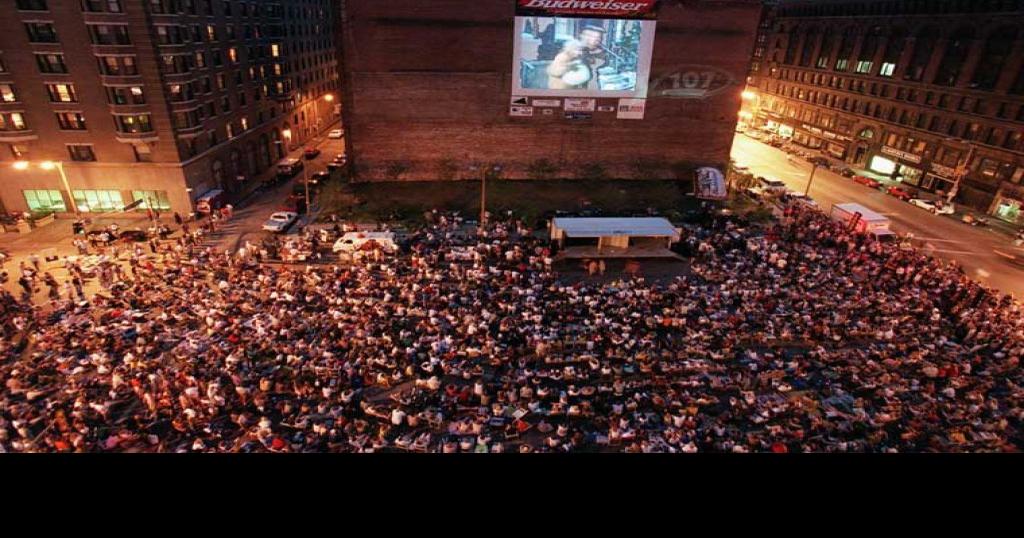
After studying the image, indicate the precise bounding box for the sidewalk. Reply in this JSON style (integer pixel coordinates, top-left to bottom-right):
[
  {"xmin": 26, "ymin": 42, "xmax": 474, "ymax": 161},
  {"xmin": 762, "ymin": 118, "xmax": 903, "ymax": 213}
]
[{"xmin": 228, "ymin": 118, "xmax": 342, "ymax": 211}]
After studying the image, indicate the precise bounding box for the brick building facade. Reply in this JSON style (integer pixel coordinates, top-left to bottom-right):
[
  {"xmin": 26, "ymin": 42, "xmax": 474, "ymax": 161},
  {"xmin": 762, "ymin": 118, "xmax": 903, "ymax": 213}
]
[
  {"xmin": 748, "ymin": 0, "xmax": 1024, "ymax": 221},
  {"xmin": 337, "ymin": 0, "xmax": 762, "ymax": 182},
  {"xmin": 0, "ymin": 0, "xmax": 338, "ymax": 216}
]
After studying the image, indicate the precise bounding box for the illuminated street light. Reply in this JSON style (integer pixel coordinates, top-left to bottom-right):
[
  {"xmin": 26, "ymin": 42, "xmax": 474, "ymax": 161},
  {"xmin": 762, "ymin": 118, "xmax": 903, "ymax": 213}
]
[
  {"xmin": 324, "ymin": 93, "xmax": 334, "ymax": 102},
  {"xmin": 11, "ymin": 160, "xmax": 79, "ymax": 214}
]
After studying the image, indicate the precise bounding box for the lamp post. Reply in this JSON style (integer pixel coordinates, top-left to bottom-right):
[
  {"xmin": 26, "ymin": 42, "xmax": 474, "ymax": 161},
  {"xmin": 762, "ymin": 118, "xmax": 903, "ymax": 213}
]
[
  {"xmin": 805, "ymin": 163, "xmax": 820, "ymax": 196},
  {"xmin": 470, "ymin": 164, "xmax": 501, "ymax": 230},
  {"xmin": 947, "ymin": 140, "xmax": 976, "ymax": 204},
  {"xmin": 13, "ymin": 160, "xmax": 78, "ymax": 215}
]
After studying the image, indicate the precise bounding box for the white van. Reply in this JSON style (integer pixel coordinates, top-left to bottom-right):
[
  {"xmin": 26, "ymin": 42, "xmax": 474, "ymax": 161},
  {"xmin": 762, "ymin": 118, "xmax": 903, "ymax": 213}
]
[
  {"xmin": 277, "ymin": 158, "xmax": 304, "ymax": 178},
  {"xmin": 332, "ymin": 231, "xmax": 398, "ymax": 256},
  {"xmin": 758, "ymin": 176, "xmax": 788, "ymax": 194}
]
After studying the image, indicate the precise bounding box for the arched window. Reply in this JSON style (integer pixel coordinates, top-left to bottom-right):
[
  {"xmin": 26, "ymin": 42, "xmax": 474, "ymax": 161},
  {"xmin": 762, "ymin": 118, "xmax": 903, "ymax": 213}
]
[
  {"xmin": 856, "ymin": 26, "xmax": 884, "ymax": 74},
  {"xmin": 783, "ymin": 25, "xmax": 801, "ymax": 65},
  {"xmin": 816, "ymin": 26, "xmax": 835, "ymax": 68},
  {"xmin": 933, "ymin": 27, "xmax": 975, "ymax": 86},
  {"xmin": 904, "ymin": 26, "xmax": 939, "ymax": 81},
  {"xmin": 799, "ymin": 27, "xmax": 819, "ymax": 67},
  {"xmin": 833, "ymin": 27, "xmax": 856, "ymax": 72},
  {"xmin": 879, "ymin": 28, "xmax": 906, "ymax": 77},
  {"xmin": 971, "ymin": 26, "xmax": 1017, "ymax": 90},
  {"xmin": 212, "ymin": 159, "xmax": 225, "ymax": 188}
]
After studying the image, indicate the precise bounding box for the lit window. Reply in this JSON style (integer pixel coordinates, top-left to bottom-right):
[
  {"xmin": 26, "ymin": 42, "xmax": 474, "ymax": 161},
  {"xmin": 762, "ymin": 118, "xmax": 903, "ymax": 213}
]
[{"xmin": 0, "ymin": 84, "xmax": 16, "ymax": 102}]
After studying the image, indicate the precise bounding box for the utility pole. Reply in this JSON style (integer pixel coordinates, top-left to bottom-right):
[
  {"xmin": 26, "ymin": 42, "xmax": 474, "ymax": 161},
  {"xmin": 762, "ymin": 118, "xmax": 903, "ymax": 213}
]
[
  {"xmin": 948, "ymin": 143, "xmax": 975, "ymax": 204},
  {"xmin": 804, "ymin": 163, "xmax": 820, "ymax": 196}
]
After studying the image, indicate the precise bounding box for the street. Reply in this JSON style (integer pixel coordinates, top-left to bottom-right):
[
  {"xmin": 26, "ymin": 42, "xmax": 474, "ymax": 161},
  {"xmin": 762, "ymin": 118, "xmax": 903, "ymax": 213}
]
[{"xmin": 731, "ymin": 133, "xmax": 1024, "ymax": 298}]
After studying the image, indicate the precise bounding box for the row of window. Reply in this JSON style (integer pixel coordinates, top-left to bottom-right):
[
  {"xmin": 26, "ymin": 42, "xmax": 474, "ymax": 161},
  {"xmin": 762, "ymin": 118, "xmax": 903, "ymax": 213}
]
[
  {"xmin": 8, "ymin": 142, "xmax": 153, "ymax": 163},
  {"xmin": 772, "ymin": 68, "xmax": 1024, "ymax": 124},
  {"xmin": 778, "ymin": 0, "xmax": 1024, "ymax": 18},
  {"xmin": 767, "ymin": 84, "xmax": 1024, "ymax": 153},
  {"xmin": 775, "ymin": 24, "xmax": 1024, "ymax": 93},
  {"xmin": 23, "ymin": 189, "xmax": 171, "ymax": 213},
  {"xmin": 24, "ymin": 21, "xmax": 276, "ymax": 47},
  {"xmin": 0, "ymin": 83, "xmax": 145, "ymax": 105},
  {"xmin": 19, "ymin": 0, "xmax": 280, "ymax": 18},
  {"xmin": 0, "ymin": 111, "xmax": 152, "ymax": 134}
]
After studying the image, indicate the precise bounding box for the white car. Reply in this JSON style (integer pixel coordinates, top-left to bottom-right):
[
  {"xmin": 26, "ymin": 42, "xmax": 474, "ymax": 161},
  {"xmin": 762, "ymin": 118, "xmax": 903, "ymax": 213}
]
[
  {"xmin": 262, "ymin": 211, "xmax": 298, "ymax": 233},
  {"xmin": 328, "ymin": 129, "xmax": 344, "ymax": 139},
  {"xmin": 909, "ymin": 199, "xmax": 955, "ymax": 215}
]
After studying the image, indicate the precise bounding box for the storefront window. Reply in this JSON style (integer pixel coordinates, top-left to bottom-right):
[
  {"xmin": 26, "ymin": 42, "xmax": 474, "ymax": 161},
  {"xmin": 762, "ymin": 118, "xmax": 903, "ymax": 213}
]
[
  {"xmin": 869, "ymin": 155, "xmax": 897, "ymax": 175},
  {"xmin": 131, "ymin": 190, "xmax": 171, "ymax": 211},
  {"xmin": 899, "ymin": 166, "xmax": 923, "ymax": 186},
  {"xmin": 23, "ymin": 189, "xmax": 66, "ymax": 212},
  {"xmin": 995, "ymin": 199, "xmax": 1021, "ymax": 223},
  {"xmin": 73, "ymin": 189, "xmax": 123, "ymax": 212},
  {"xmin": 777, "ymin": 124, "xmax": 794, "ymax": 138}
]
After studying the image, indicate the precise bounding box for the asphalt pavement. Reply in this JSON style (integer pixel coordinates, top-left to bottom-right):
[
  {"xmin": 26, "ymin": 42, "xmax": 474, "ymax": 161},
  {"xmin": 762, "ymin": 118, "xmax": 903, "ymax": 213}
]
[{"xmin": 731, "ymin": 133, "xmax": 1024, "ymax": 298}]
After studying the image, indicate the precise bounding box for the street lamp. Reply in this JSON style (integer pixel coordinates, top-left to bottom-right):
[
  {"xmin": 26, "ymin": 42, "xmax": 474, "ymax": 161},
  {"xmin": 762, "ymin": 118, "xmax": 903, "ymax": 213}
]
[
  {"xmin": 945, "ymin": 138, "xmax": 976, "ymax": 204},
  {"xmin": 805, "ymin": 163, "xmax": 820, "ymax": 196},
  {"xmin": 12, "ymin": 160, "xmax": 78, "ymax": 214},
  {"xmin": 470, "ymin": 164, "xmax": 501, "ymax": 229}
]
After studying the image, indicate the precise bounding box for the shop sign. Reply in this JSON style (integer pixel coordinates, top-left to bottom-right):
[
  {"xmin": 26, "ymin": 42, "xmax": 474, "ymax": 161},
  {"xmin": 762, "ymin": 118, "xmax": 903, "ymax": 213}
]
[
  {"xmin": 881, "ymin": 146, "xmax": 922, "ymax": 164},
  {"xmin": 930, "ymin": 163, "xmax": 956, "ymax": 178}
]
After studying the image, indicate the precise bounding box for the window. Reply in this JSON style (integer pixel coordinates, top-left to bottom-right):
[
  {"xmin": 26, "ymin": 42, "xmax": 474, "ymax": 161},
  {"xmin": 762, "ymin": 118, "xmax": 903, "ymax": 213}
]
[
  {"xmin": 933, "ymin": 27, "xmax": 974, "ymax": 86},
  {"xmin": 972, "ymin": 27, "xmax": 1017, "ymax": 90},
  {"xmin": 25, "ymin": 22, "xmax": 58, "ymax": 43},
  {"xmin": 228, "ymin": 47, "xmax": 238, "ymax": 63},
  {"xmin": 207, "ymin": 24, "xmax": 216, "ymax": 41},
  {"xmin": 81, "ymin": 0, "xmax": 123, "ymax": 12},
  {"xmin": 115, "ymin": 114, "xmax": 153, "ymax": 133},
  {"xmin": 23, "ymin": 190, "xmax": 66, "ymax": 213},
  {"xmin": 132, "ymin": 144, "xmax": 153, "ymax": 162},
  {"xmin": 67, "ymin": 144, "xmax": 96, "ymax": 161},
  {"xmin": 88, "ymin": 24, "xmax": 131, "ymax": 45},
  {"xmin": 46, "ymin": 83, "xmax": 78, "ymax": 103},
  {"xmin": 905, "ymin": 27, "xmax": 938, "ymax": 82},
  {"xmin": 194, "ymin": 52, "xmax": 206, "ymax": 68},
  {"xmin": 56, "ymin": 112, "xmax": 87, "ymax": 130},
  {"xmin": 106, "ymin": 86, "xmax": 146, "ymax": 105},
  {"xmin": 35, "ymin": 53, "xmax": 67, "ymax": 73},
  {"xmin": 0, "ymin": 113, "xmax": 28, "ymax": 131},
  {"xmin": 97, "ymin": 55, "xmax": 138, "ymax": 75},
  {"xmin": 73, "ymin": 190, "xmax": 124, "ymax": 213},
  {"xmin": 17, "ymin": 0, "xmax": 48, "ymax": 11},
  {"xmin": 271, "ymin": 43, "xmax": 280, "ymax": 57},
  {"xmin": 131, "ymin": 190, "xmax": 171, "ymax": 211},
  {"xmin": 0, "ymin": 84, "xmax": 17, "ymax": 103}
]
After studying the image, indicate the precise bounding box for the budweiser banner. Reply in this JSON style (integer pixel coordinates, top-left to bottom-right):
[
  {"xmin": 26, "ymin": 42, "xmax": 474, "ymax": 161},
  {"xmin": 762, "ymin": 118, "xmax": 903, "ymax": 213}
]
[
  {"xmin": 516, "ymin": 0, "xmax": 658, "ymax": 19},
  {"xmin": 696, "ymin": 167, "xmax": 727, "ymax": 200}
]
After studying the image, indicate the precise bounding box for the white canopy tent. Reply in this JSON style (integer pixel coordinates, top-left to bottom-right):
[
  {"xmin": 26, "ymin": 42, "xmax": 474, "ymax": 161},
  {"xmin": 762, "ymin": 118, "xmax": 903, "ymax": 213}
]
[{"xmin": 551, "ymin": 217, "xmax": 682, "ymax": 259}]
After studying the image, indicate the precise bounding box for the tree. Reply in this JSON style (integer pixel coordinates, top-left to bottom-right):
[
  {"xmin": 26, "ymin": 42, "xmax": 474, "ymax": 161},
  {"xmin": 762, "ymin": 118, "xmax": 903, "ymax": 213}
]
[
  {"xmin": 437, "ymin": 158, "xmax": 458, "ymax": 181},
  {"xmin": 631, "ymin": 158, "xmax": 666, "ymax": 180},
  {"xmin": 527, "ymin": 158, "xmax": 558, "ymax": 180},
  {"xmin": 385, "ymin": 161, "xmax": 411, "ymax": 181},
  {"xmin": 578, "ymin": 162, "xmax": 608, "ymax": 180}
]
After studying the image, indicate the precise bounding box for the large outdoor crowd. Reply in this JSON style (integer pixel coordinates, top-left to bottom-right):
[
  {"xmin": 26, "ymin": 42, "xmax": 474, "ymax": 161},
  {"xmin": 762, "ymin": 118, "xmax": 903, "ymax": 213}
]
[{"xmin": 1, "ymin": 203, "xmax": 1022, "ymax": 453}]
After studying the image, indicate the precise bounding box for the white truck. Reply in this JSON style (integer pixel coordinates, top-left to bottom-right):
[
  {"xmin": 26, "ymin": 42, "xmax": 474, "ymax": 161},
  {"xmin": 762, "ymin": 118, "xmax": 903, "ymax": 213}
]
[
  {"xmin": 829, "ymin": 203, "xmax": 898, "ymax": 242},
  {"xmin": 332, "ymin": 231, "xmax": 398, "ymax": 256}
]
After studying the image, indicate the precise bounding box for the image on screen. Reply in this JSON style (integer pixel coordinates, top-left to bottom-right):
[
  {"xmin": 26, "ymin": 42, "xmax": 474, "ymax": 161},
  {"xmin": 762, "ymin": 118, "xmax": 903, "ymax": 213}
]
[{"xmin": 512, "ymin": 16, "xmax": 656, "ymax": 98}]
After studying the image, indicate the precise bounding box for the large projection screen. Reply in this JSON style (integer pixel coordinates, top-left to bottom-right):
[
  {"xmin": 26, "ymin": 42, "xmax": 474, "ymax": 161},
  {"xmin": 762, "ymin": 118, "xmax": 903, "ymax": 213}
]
[{"xmin": 512, "ymin": 16, "xmax": 657, "ymax": 99}]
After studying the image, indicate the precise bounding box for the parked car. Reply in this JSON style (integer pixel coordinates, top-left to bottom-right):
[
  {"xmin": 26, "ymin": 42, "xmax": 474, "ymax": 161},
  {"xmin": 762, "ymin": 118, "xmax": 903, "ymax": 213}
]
[
  {"xmin": 962, "ymin": 213, "xmax": 988, "ymax": 226},
  {"xmin": 838, "ymin": 167, "xmax": 856, "ymax": 178},
  {"xmin": 311, "ymin": 171, "xmax": 331, "ymax": 184},
  {"xmin": 280, "ymin": 196, "xmax": 307, "ymax": 215},
  {"xmin": 303, "ymin": 147, "xmax": 321, "ymax": 159},
  {"xmin": 758, "ymin": 176, "xmax": 788, "ymax": 194},
  {"xmin": 908, "ymin": 198, "xmax": 955, "ymax": 215},
  {"xmin": 276, "ymin": 158, "xmax": 304, "ymax": 180},
  {"xmin": 808, "ymin": 156, "xmax": 831, "ymax": 167},
  {"xmin": 853, "ymin": 175, "xmax": 882, "ymax": 189},
  {"xmin": 328, "ymin": 129, "xmax": 344, "ymax": 139},
  {"xmin": 885, "ymin": 185, "xmax": 916, "ymax": 201},
  {"xmin": 262, "ymin": 211, "xmax": 298, "ymax": 233}
]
